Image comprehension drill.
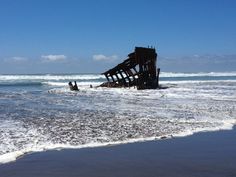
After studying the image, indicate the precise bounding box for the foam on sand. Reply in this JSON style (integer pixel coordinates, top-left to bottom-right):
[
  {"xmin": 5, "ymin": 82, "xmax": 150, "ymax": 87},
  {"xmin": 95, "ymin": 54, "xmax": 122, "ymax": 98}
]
[
  {"xmin": 0, "ymin": 118, "xmax": 235, "ymax": 164},
  {"xmin": 0, "ymin": 73, "xmax": 236, "ymax": 164}
]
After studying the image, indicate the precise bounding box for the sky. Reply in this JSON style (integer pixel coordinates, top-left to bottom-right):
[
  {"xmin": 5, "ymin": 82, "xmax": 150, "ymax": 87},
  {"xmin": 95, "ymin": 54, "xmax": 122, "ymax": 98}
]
[{"xmin": 0, "ymin": 0, "xmax": 236, "ymax": 74}]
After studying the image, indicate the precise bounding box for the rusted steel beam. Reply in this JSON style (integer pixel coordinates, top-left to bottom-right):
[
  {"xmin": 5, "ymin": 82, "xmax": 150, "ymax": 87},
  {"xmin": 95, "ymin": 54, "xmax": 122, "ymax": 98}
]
[
  {"xmin": 104, "ymin": 73, "xmax": 110, "ymax": 82},
  {"xmin": 101, "ymin": 47, "xmax": 159, "ymax": 89}
]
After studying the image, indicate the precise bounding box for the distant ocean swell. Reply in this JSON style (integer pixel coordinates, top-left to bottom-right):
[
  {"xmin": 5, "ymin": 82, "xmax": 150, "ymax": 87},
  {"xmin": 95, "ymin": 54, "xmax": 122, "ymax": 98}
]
[
  {"xmin": 0, "ymin": 72, "xmax": 236, "ymax": 164},
  {"xmin": 1, "ymin": 72, "xmax": 236, "ymax": 87}
]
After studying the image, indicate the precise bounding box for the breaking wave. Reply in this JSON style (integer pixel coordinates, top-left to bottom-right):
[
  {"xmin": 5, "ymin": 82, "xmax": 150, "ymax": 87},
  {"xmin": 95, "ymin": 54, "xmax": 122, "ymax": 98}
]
[
  {"xmin": 161, "ymin": 71, "xmax": 236, "ymax": 77},
  {"xmin": 0, "ymin": 74, "xmax": 105, "ymax": 81},
  {"xmin": 0, "ymin": 72, "xmax": 236, "ymax": 164},
  {"xmin": 1, "ymin": 72, "xmax": 236, "ymax": 81}
]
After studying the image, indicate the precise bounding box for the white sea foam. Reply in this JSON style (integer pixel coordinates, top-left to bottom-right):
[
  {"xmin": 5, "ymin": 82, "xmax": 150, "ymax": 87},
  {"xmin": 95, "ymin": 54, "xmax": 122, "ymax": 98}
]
[
  {"xmin": 0, "ymin": 73, "xmax": 236, "ymax": 165},
  {"xmin": 0, "ymin": 118, "xmax": 235, "ymax": 164},
  {"xmin": 43, "ymin": 81, "xmax": 68, "ymax": 86},
  {"xmin": 0, "ymin": 151, "xmax": 24, "ymax": 164},
  {"xmin": 43, "ymin": 81, "xmax": 102, "ymax": 87},
  {"xmin": 160, "ymin": 71, "xmax": 236, "ymax": 77},
  {"xmin": 0, "ymin": 74, "xmax": 105, "ymax": 81},
  {"xmin": 0, "ymin": 72, "xmax": 236, "ymax": 81},
  {"xmin": 173, "ymin": 119, "xmax": 236, "ymax": 138},
  {"xmin": 160, "ymin": 80, "xmax": 236, "ymax": 85}
]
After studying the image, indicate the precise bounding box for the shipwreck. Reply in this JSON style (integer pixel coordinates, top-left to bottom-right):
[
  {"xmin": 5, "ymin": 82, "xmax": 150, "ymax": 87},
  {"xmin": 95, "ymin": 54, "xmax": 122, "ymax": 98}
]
[{"xmin": 100, "ymin": 47, "xmax": 160, "ymax": 90}]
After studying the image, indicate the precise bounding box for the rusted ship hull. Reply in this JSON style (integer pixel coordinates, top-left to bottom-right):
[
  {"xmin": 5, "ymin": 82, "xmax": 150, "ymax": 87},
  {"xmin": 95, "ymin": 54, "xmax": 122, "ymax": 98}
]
[{"xmin": 100, "ymin": 47, "xmax": 160, "ymax": 90}]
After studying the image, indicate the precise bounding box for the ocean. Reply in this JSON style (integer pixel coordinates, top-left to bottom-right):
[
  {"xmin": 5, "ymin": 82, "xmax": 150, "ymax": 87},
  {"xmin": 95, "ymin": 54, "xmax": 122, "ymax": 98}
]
[{"xmin": 0, "ymin": 72, "xmax": 236, "ymax": 164}]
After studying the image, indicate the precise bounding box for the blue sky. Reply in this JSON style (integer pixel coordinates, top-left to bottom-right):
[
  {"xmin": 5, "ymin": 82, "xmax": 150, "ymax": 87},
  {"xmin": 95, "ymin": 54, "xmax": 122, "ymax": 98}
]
[{"xmin": 0, "ymin": 0, "xmax": 236, "ymax": 74}]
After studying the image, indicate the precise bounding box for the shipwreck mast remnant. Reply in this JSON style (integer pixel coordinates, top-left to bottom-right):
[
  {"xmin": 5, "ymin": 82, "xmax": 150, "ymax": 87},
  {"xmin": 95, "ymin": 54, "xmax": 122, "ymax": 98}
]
[{"xmin": 100, "ymin": 47, "xmax": 160, "ymax": 90}]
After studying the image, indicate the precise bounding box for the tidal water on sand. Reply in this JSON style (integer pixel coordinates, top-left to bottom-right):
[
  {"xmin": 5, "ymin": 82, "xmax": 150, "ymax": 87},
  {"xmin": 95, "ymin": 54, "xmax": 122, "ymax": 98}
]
[{"xmin": 0, "ymin": 72, "xmax": 236, "ymax": 164}]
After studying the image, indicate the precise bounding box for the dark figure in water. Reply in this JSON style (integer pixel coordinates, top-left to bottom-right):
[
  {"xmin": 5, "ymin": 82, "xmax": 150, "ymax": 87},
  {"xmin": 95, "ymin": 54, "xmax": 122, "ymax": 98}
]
[
  {"xmin": 73, "ymin": 81, "xmax": 79, "ymax": 90},
  {"xmin": 68, "ymin": 81, "xmax": 79, "ymax": 91}
]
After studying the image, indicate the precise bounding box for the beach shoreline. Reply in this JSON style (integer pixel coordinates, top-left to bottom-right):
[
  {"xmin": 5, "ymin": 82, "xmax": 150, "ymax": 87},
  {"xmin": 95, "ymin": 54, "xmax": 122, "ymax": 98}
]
[{"xmin": 1, "ymin": 127, "xmax": 236, "ymax": 177}]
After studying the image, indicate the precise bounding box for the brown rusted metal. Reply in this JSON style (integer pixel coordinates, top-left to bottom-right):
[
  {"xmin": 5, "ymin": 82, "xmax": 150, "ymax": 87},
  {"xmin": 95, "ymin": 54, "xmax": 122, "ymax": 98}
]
[{"xmin": 100, "ymin": 47, "xmax": 160, "ymax": 90}]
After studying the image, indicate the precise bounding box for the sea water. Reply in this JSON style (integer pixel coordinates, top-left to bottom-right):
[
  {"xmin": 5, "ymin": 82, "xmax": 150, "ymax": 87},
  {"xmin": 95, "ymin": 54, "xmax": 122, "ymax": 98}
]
[{"xmin": 0, "ymin": 72, "xmax": 236, "ymax": 164}]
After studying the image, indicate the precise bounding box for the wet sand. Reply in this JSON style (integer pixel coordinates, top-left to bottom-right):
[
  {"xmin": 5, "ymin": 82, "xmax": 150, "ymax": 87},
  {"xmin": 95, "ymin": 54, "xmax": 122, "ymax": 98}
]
[{"xmin": 1, "ymin": 127, "xmax": 236, "ymax": 177}]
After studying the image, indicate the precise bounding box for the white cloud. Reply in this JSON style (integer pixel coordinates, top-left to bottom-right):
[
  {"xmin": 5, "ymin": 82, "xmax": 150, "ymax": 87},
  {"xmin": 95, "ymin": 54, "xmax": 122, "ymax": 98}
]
[
  {"xmin": 4, "ymin": 56, "xmax": 28, "ymax": 63},
  {"xmin": 193, "ymin": 54, "xmax": 200, "ymax": 58},
  {"xmin": 93, "ymin": 54, "xmax": 118, "ymax": 62},
  {"xmin": 41, "ymin": 55, "xmax": 67, "ymax": 62},
  {"xmin": 12, "ymin": 57, "xmax": 28, "ymax": 61}
]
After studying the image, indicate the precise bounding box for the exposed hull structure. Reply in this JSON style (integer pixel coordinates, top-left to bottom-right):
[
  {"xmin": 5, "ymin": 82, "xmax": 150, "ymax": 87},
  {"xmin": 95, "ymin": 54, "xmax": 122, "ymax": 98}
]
[{"xmin": 100, "ymin": 47, "xmax": 160, "ymax": 90}]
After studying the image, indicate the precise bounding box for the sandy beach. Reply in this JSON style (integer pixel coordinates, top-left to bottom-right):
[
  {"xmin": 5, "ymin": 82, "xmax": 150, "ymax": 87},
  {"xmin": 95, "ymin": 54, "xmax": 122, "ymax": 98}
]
[{"xmin": 1, "ymin": 127, "xmax": 236, "ymax": 177}]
